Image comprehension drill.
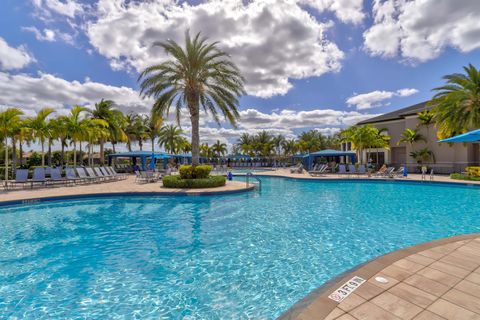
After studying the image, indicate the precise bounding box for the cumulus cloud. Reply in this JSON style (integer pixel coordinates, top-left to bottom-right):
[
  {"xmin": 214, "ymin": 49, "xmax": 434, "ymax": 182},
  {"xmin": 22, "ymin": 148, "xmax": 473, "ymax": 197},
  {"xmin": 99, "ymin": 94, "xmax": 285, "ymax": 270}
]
[
  {"xmin": 0, "ymin": 37, "xmax": 35, "ymax": 71},
  {"xmin": 363, "ymin": 0, "xmax": 480, "ymax": 62},
  {"xmin": 0, "ymin": 71, "xmax": 150, "ymax": 115},
  {"xmin": 346, "ymin": 88, "xmax": 418, "ymax": 110},
  {"xmin": 22, "ymin": 26, "xmax": 56, "ymax": 42},
  {"xmin": 299, "ymin": 0, "xmax": 365, "ymax": 24},
  {"xmin": 31, "ymin": 0, "xmax": 84, "ymax": 18},
  {"xmin": 86, "ymin": 0, "xmax": 344, "ymax": 98},
  {"xmin": 23, "ymin": 26, "xmax": 76, "ymax": 45}
]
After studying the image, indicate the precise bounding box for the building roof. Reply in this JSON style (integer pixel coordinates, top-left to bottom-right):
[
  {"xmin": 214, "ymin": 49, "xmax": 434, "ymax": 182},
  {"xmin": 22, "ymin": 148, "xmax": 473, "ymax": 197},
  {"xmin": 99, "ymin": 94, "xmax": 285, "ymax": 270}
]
[
  {"xmin": 108, "ymin": 151, "xmax": 173, "ymax": 159},
  {"xmin": 357, "ymin": 101, "xmax": 431, "ymax": 125}
]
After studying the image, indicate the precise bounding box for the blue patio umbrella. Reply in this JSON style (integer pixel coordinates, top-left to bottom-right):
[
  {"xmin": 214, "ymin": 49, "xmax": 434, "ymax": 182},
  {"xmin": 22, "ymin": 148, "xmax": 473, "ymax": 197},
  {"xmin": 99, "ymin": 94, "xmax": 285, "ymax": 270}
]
[{"xmin": 438, "ymin": 129, "xmax": 480, "ymax": 143}]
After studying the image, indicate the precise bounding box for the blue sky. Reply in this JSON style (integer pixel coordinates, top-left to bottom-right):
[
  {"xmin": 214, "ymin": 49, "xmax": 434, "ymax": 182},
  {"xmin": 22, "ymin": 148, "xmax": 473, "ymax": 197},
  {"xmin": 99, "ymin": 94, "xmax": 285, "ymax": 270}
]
[{"xmin": 1, "ymin": 0, "xmax": 480, "ymax": 149}]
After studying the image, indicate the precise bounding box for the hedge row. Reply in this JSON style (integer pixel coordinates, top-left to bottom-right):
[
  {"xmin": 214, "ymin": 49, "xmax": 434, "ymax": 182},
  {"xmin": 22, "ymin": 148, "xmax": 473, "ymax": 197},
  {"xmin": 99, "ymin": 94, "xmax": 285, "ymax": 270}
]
[
  {"xmin": 450, "ymin": 173, "xmax": 480, "ymax": 181},
  {"xmin": 162, "ymin": 175, "xmax": 226, "ymax": 189}
]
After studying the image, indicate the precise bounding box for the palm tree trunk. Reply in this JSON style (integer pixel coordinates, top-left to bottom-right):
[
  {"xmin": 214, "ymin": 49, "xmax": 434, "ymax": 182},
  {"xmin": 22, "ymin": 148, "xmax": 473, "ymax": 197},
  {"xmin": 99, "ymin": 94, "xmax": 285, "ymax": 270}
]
[
  {"xmin": 4, "ymin": 137, "xmax": 8, "ymax": 186},
  {"xmin": 151, "ymin": 138, "xmax": 155, "ymax": 152},
  {"xmin": 61, "ymin": 142, "xmax": 65, "ymax": 167},
  {"xmin": 19, "ymin": 140, "xmax": 23, "ymax": 167},
  {"xmin": 41, "ymin": 141, "xmax": 45, "ymax": 167},
  {"xmin": 112, "ymin": 142, "xmax": 116, "ymax": 153},
  {"xmin": 100, "ymin": 140, "xmax": 104, "ymax": 165},
  {"xmin": 73, "ymin": 141, "xmax": 77, "ymax": 167},
  {"xmin": 12, "ymin": 137, "xmax": 17, "ymax": 172},
  {"xmin": 79, "ymin": 141, "xmax": 82, "ymax": 166},
  {"xmin": 48, "ymin": 141, "xmax": 52, "ymax": 166},
  {"xmin": 190, "ymin": 111, "xmax": 200, "ymax": 166},
  {"xmin": 139, "ymin": 140, "xmax": 143, "ymax": 151}
]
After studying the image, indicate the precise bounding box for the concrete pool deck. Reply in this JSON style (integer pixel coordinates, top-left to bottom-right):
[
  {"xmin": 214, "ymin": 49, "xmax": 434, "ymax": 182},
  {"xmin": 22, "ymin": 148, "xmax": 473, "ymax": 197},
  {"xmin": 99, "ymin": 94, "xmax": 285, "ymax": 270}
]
[
  {"xmin": 0, "ymin": 175, "xmax": 254, "ymax": 205},
  {"xmin": 233, "ymin": 168, "xmax": 480, "ymax": 186},
  {"xmin": 279, "ymin": 234, "xmax": 480, "ymax": 320}
]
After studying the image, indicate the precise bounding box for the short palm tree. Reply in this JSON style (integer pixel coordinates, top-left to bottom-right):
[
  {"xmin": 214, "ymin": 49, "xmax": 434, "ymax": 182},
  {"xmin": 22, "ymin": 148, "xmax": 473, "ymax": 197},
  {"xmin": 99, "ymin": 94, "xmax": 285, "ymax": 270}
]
[
  {"xmin": 89, "ymin": 99, "xmax": 126, "ymax": 162},
  {"xmin": 61, "ymin": 106, "xmax": 106, "ymax": 166},
  {"xmin": 212, "ymin": 140, "xmax": 227, "ymax": 158},
  {"xmin": 398, "ymin": 128, "xmax": 426, "ymax": 146},
  {"xmin": 25, "ymin": 108, "xmax": 55, "ymax": 167},
  {"xmin": 340, "ymin": 125, "xmax": 379, "ymax": 163},
  {"xmin": 124, "ymin": 114, "xmax": 143, "ymax": 152},
  {"xmin": 158, "ymin": 124, "xmax": 184, "ymax": 154},
  {"xmin": 0, "ymin": 108, "xmax": 23, "ymax": 185},
  {"xmin": 138, "ymin": 31, "xmax": 245, "ymax": 166},
  {"xmin": 430, "ymin": 64, "xmax": 480, "ymax": 139},
  {"xmin": 281, "ymin": 138, "xmax": 298, "ymax": 156},
  {"xmin": 143, "ymin": 113, "xmax": 163, "ymax": 152},
  {"xmin": 410, "ymin": 148, "xmax": 435, "ymax": 165}
]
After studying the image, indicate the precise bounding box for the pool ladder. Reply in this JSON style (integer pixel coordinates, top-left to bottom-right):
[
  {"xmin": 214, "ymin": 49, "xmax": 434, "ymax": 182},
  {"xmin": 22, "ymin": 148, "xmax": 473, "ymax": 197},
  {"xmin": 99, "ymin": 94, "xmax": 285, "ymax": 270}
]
[{"xmin": 246, "ymin": 172, "xmax": 261, "ymax": 191}]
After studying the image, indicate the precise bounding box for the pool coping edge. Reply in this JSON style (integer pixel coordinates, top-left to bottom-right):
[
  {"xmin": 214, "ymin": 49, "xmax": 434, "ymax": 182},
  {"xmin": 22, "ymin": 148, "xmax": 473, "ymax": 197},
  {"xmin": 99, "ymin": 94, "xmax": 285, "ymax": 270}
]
[
  {"xmin": 0, "ymin": 185, "xmax": 255, "ymax": 207},
  {"xmin": 277, "ymin": 232, "xmax": 480, "ymax": 320}
]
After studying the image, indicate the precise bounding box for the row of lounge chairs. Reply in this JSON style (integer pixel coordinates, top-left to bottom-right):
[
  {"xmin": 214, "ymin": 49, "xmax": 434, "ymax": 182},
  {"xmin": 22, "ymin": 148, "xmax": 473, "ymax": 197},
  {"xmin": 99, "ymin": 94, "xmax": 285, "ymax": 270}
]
[
  {"xmin": 308, "ymin": 164, "xmax": 405, "ymax": 178},
  {"xmin": 7, "ymin": 166, "xmax": 127, "ymax": 189}
]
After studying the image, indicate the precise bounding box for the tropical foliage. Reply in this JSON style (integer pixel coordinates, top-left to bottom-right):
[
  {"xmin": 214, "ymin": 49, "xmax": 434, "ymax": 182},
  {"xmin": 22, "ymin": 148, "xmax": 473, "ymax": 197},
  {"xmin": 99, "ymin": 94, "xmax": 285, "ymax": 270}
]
[
  {"xmin": 234, "ymin": 130, "xmax": 340, "ymax": 157},
  {"xmin": 430, "ymin": 64, "xmax": 480, "ymax": 139},
  {"xmin": 398, "ymin": 128, "xmax": 426, "ymax": 146},
  {"xmin": 340, "ymin": 125, "xmax": 390, "ymax": 163},
  {"xmin": 138, "ymin": 31, "xmax": 245, "ymax": 166}
]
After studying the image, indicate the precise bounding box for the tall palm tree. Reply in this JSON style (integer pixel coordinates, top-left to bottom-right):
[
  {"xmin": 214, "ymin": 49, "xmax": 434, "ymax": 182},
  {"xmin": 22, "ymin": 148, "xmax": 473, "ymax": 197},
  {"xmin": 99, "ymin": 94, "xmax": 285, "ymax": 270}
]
[
  {"xmin": 272, "ymin": 134, "xmax": 285, "ymax": 156},
  {"xmin": 158, "ymin": 124, "xmax": 184, "ymax": 154},
  {"xmin": 236, "ymin": 133, "xmax": 254, "ymax": 156},
  {"xmin": 124, "ymin": 114, "xmax": 142, "ymax": 152},
  {"xmin": 340, "ymin": 125, "xmax": 378, "ymax": 163},
  {"xmin": 138, "ymin": 31, "xmax": 245, "ymax": 166},
  {"xmin": 281, "ymin": 138, "xmax": 298, "ymax": 156},
  {"xmin": 0, "ymin": 108, "xmax": 23, "ymax": 185},
  {"xmin": 143, "ymin": 113, "xmax": 163, "ymax": 152},
  {"xmin": 61, "ymin": 106, "xmax": 91, "ymax": 166},
  {"xmin": 212, "ymin": 140, "xmax": 227, "ymax": 158},
  {"xmin": 25, "ymin": 108, "xmax": 55, "ymax": 167},
  {"xmin": 200, "ymin": 143, "xmax": 213, "ymax": 159},
  {"xmin": 430, "ymin": 64, "xmax": 480, "ymax": 139},
  {"xmin": 49, "ymin": 117, "xmax": 68, "ymax": 166},
  {"xmin": 89, "ymin": 99, "xmax": 126, "ymax": 163},
  {"xmin": 398, "ymin": 128, "xmax": 426, "ymax": 146}
]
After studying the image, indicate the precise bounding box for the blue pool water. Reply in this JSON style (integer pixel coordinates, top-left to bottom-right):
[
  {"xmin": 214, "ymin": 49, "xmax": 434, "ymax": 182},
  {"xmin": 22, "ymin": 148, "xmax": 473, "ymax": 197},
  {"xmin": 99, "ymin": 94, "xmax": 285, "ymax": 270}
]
[{"xmin": 1, "ymin": 177, "xmax": 480, "ymax": 319}]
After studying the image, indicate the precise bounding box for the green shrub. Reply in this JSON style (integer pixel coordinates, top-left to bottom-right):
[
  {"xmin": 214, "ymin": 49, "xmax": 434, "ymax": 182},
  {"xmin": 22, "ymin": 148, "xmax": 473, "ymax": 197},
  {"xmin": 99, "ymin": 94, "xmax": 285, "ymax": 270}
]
[
  {"xmin": 163, "ymin": 175, "xmax": 226, "ymax": 188},
  {"xmin": 450, "ymin": 173, "xmax": 480, "ymax": 181},
  {"xmin": 179, "ymin": 165, "xmax": 212, "ymax": 179}
]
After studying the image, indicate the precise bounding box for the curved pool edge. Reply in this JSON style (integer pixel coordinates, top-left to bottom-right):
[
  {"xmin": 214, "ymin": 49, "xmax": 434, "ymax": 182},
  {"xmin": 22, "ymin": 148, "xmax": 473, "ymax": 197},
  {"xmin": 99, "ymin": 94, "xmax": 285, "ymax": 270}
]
[
  {"xmin": 234, "ymin": 169, "xmax": 480, "ymax": 188},
  {"xmin": 278, "ymin": 233, "xmax": 480, "ymax": 320},
  {"xmin": 0, "ymin": 183, "xmax": 256, "ymax": 207}
]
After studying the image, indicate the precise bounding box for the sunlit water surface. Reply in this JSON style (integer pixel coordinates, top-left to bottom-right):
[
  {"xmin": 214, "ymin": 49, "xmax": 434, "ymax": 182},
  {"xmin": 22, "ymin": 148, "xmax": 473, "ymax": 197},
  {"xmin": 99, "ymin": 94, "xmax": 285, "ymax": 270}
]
[{"xmin": 1, "ymin": 177, "xmax": 479, "ymax": 319}]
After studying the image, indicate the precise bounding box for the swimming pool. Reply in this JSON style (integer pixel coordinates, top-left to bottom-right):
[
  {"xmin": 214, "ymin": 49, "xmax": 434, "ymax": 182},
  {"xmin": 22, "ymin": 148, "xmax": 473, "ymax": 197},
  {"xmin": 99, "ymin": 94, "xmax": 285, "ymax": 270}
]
[
  {"xmin": 1, "ymin": 177, "xmax": 479, "ymax": 319},
  {"xmin": 229, "ymin": 168, "xmax": 274, "ymax": 174}
]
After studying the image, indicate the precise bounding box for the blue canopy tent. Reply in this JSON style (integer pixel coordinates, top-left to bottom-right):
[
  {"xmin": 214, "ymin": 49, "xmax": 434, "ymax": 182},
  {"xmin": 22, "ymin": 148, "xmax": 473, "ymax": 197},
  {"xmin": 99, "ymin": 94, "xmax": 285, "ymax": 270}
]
[
  {"xmin": 108, "ymin": 151, "xmax": 174, "ymax": 171},
  {"xmin": 305, "ymin": 149, "xmax": 357, "ymax": 170},
  {"xmin": 225, "ymin": 154, "xmax": 251, "ymax": 160},
  {"xmin": 438, "ymin": 129, "xmax": 480, "ymax": 143}
]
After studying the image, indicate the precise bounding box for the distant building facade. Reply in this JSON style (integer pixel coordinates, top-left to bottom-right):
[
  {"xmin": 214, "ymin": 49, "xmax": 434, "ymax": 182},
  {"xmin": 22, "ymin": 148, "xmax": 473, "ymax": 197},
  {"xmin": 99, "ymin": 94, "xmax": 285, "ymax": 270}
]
[{"xmin": 343, "ymin": 101, "xmax": 480, "ymax": 173}]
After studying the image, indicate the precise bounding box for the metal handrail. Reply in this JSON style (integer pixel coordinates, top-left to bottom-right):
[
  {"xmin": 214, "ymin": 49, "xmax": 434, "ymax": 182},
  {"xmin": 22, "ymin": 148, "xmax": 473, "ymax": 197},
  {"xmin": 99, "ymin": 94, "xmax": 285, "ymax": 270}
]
[{"xmin": 246, "ymin": 172, "xmax": 261, "ymax": 191}]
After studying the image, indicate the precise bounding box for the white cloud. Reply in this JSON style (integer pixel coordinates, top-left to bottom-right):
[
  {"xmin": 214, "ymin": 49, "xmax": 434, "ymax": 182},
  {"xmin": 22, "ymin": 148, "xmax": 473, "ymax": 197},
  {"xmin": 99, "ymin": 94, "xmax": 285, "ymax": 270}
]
[
  {"xmin": 22, "ymin": 26, "xmax": 56, "ymax": 42},
  {"xmin": 363, "ymin": 0, "xmax": 480, "ymax": 62},
  {"xmin": 0, "ymin": 71, "xmax": 150, "ymax": 115},
  {"xmin": 346, "ymin": 88, "xmax": 418, "ymax": 110},
  {"xmin": 86, "ymin": 0, "xmax": 344, "ymax": 98},
  {"xmin": 299, "ymin": 0, "xmax": 365, "ymax": 24},
  {"xmin": 0, "ymin": 37, "xmax": 35, "ymax": 70},
  {"xmin": 31, "ymin": 0, "xmax": 84, "ymax": 18},
  {"xmin": 0, "ymin": 69, "xmax": 380, "ymax": 151}
]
